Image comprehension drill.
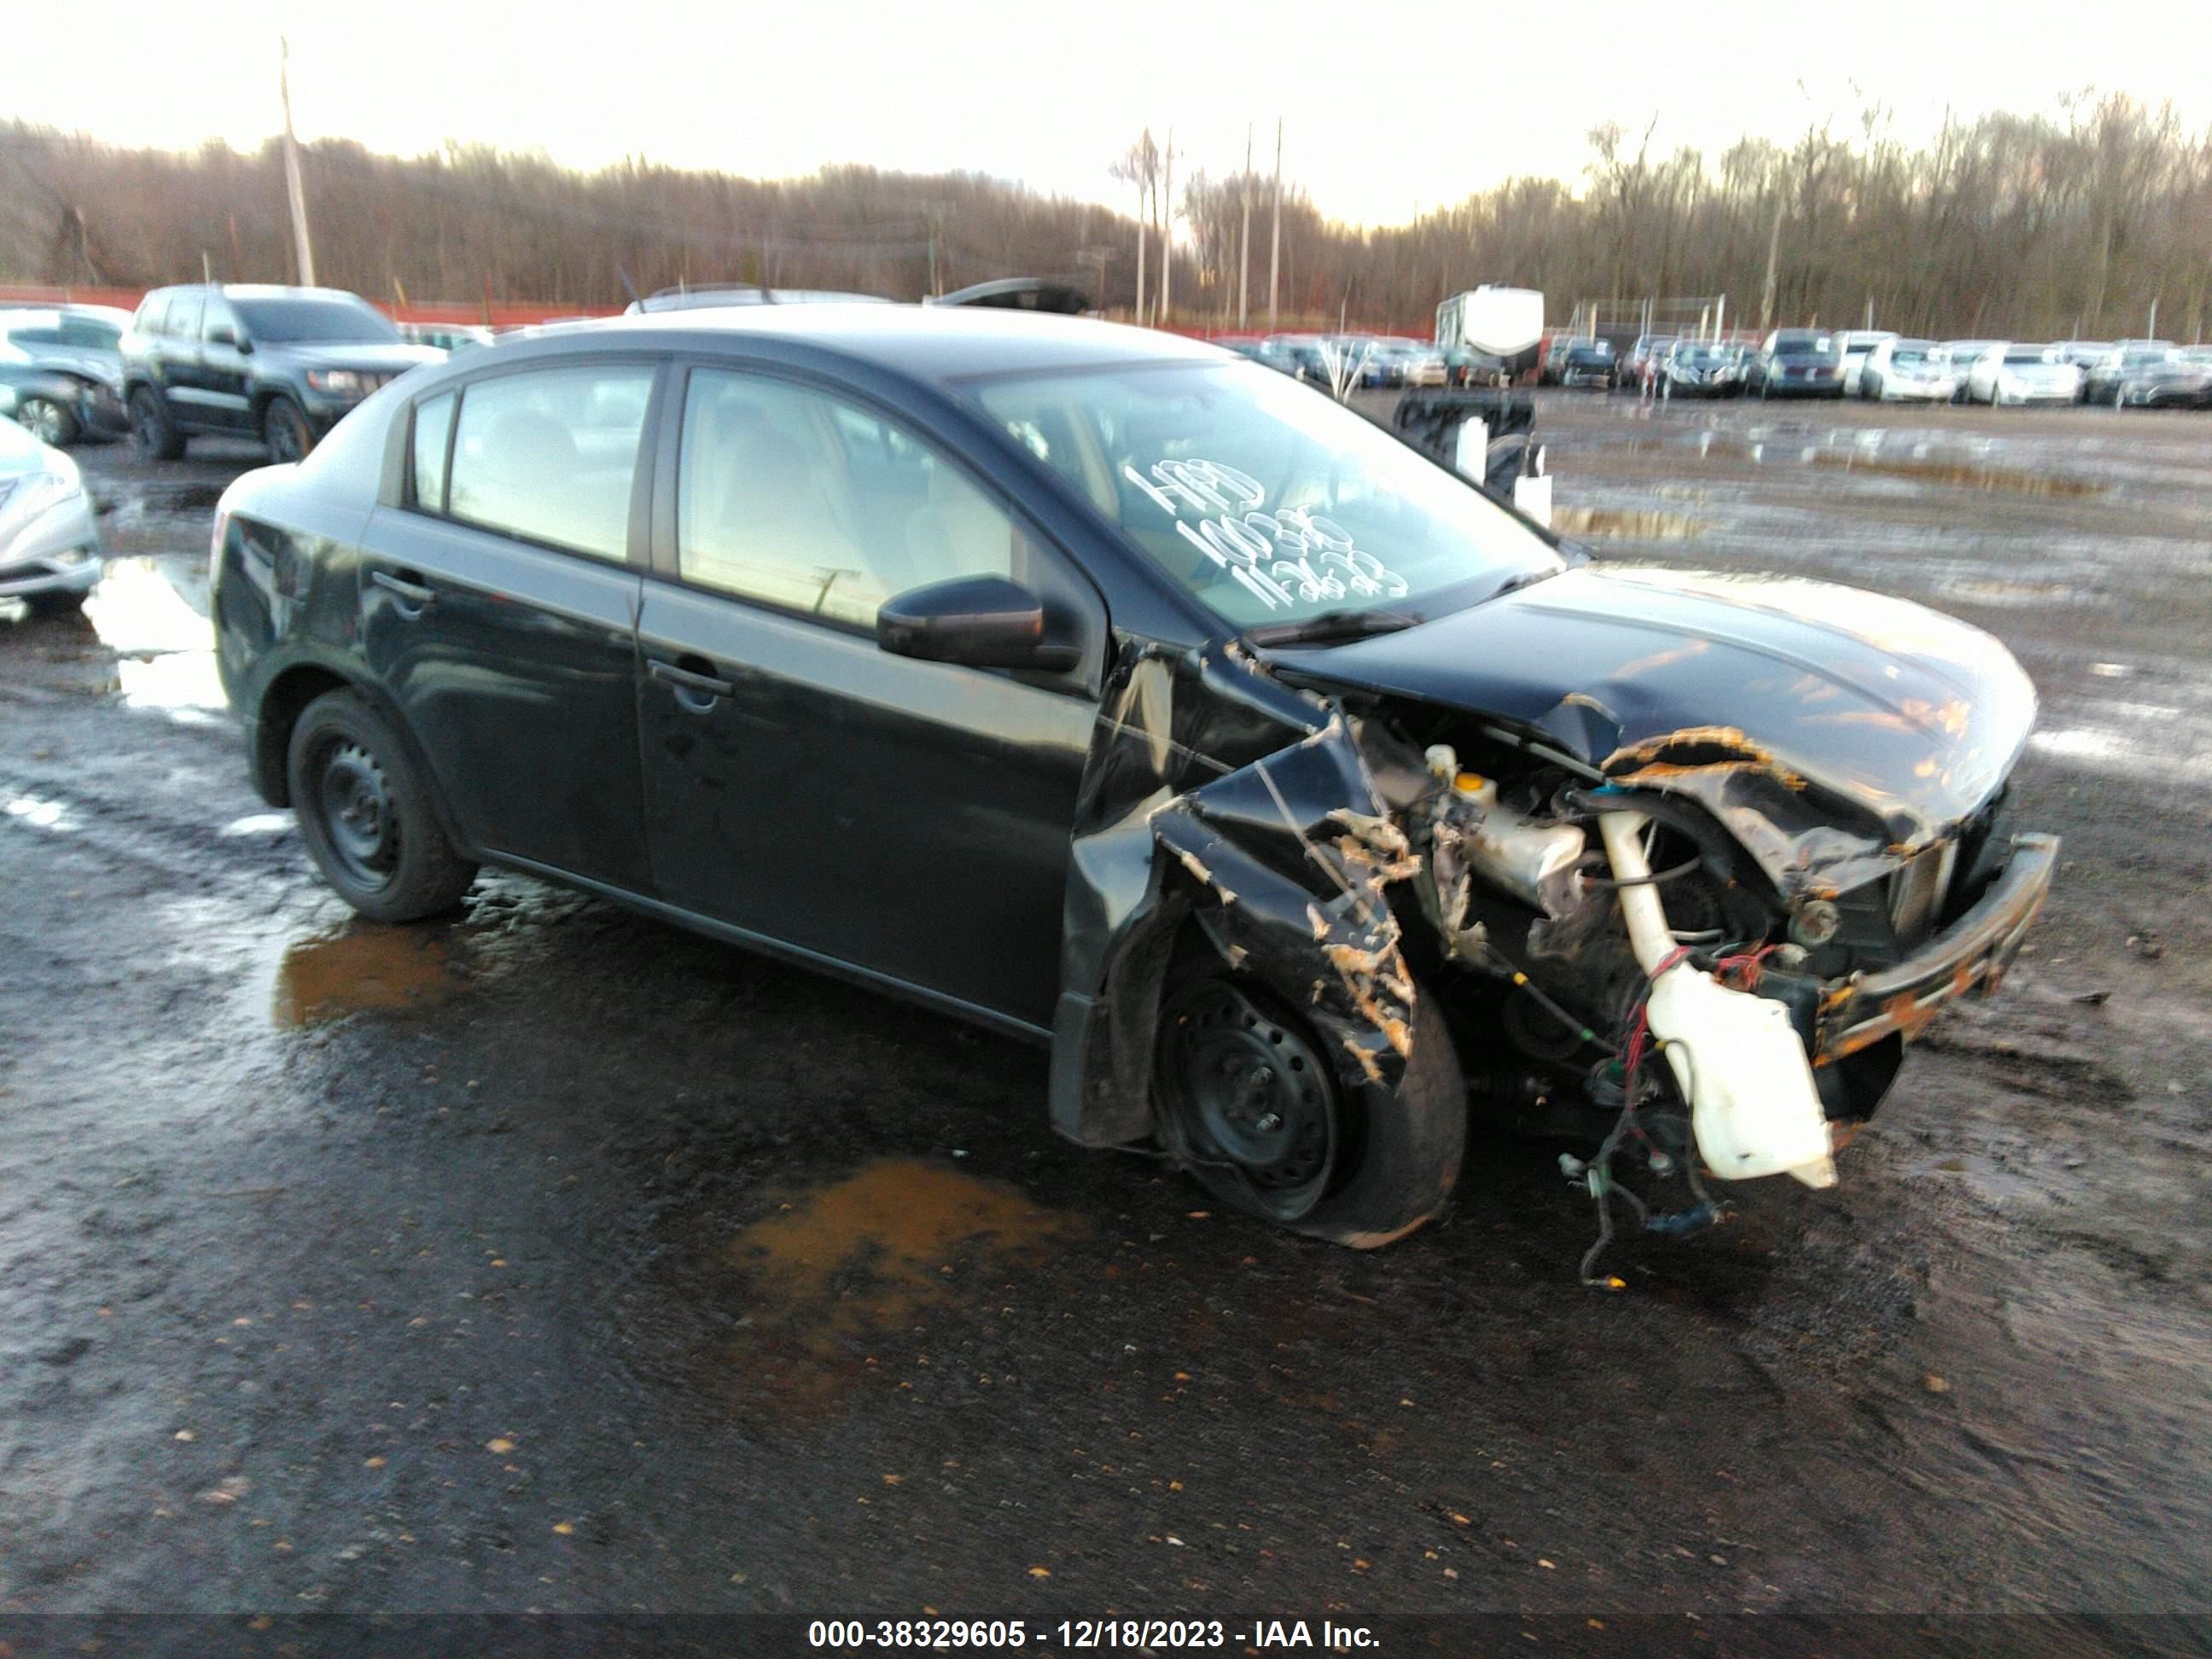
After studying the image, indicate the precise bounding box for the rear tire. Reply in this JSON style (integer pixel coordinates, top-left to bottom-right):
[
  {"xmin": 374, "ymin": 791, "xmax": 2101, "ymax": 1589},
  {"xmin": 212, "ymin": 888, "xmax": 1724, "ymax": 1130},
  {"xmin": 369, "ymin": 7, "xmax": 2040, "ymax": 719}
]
[
  {"xmin": 128, "ymin": 387, "xmax": 184, "ymax": 461},
  {"xmin": 1155, "ymin": 963, "xmax": 1465, "ymax": 1249},
  {"xmin": 287, "ymin": 689, "xmax": 477, "ymax": 922}
]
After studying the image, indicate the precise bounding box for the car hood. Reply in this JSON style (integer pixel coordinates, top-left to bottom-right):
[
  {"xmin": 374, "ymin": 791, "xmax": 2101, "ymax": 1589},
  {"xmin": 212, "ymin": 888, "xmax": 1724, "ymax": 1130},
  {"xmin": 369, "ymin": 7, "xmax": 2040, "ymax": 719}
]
[
  {"xmin": 265, "ymin": 342, "xmax": 445, "ymax": 373},
  {"xmin": 1266, "ymin": 565, "xmax": 2039, "ymax": 894}
]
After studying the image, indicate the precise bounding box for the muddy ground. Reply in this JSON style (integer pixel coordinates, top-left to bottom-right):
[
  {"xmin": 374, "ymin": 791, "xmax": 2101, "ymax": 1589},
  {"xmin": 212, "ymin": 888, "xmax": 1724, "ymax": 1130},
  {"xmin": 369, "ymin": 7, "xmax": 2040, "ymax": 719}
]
[{"xmin": 3, "ymin": 393, "xmax": 2209, "ymax": 1638}]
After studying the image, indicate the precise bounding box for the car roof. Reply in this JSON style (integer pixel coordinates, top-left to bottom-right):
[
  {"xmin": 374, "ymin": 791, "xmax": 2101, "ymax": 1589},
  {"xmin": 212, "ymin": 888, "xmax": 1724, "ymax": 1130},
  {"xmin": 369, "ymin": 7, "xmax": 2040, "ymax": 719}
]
[{"xmin": 509, "ymin": 303, "xmax": 1225, "ymax": 383}]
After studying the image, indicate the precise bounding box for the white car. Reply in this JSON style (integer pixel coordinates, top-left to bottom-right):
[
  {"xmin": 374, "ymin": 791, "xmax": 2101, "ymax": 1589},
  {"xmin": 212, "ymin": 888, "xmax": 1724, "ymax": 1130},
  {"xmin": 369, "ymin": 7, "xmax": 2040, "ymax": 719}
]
[
  {"xmin": 1837, "ymin": 329, "xmax": 1900, "ymax": 397},
  {"xmin": 1965, "ymin": 343, "xmax": 2082, "ymax": 406},
  {"xmin": 0, "ymin": 406, "xmax": 102, "ymax": 614},
  {"xmin": 1858, "ymin": 338, "xmax": 1959, "ymax": 402}
]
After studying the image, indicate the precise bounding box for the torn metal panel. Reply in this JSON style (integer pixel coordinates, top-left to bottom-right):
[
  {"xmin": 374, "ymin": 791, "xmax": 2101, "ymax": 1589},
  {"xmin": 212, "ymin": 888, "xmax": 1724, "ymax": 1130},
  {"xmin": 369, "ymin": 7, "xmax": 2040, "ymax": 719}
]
[{"xmin": 1051, "ymin": 641, "xmax": 1431, "ymax": 1144}]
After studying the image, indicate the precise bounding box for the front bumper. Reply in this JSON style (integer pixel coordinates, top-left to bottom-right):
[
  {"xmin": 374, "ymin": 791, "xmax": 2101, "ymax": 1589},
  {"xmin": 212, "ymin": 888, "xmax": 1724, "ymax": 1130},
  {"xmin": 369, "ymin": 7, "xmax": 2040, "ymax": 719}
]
[
  {"xmin": 1815, "ymin": 832, "xmax": 2058, "ymax": 1062},
  {"xmin": 1879, "ymin": 378, "xmax": 1958, "ymax": 401},
  {"xmin": 0, "ymin": 490, "xmax": 104, "ymax": 598}
]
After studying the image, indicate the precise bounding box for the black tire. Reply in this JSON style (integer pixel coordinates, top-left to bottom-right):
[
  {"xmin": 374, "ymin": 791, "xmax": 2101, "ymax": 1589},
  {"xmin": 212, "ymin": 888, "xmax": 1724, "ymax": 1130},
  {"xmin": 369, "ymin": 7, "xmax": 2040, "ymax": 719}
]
[
  {"xmin": 287, "ymin": 688, "xmax": 477, "ymax": 922},
  {"xmin": 25, "ymin": 587, "xmax": 88, "ymax": 618},
  {"xmin": 128, "ymin": 387, "xmax": 184, "ymax": 461},
  {"xmin": 263, "ymin": 395, "xmax": 313, "ymax": 463},
  {"xmin": 1155, "ymin": 962, "xmax": 1466, "ymax": 1249},
  {"xmin": 15, "ymin": 393, "xmax": 79, "ymax": 447}
]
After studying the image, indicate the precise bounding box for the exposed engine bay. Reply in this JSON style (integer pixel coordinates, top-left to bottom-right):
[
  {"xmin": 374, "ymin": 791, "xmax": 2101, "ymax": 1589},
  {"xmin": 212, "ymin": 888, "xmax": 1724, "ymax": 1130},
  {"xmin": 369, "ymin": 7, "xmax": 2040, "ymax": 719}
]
[{"xmin": 1049, "ymin": 626, "xmax": 2058, "ymax": 1272}]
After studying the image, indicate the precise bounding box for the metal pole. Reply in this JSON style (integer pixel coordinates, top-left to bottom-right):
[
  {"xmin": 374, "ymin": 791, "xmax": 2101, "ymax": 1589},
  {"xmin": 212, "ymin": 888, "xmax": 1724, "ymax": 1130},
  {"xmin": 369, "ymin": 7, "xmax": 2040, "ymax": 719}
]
[
  {"xmin": 1268, "ymin": 119, "xmax": 1282, "ymax": 332},
  {"xmin": 280, "ymin": 37, "xmax": 316, "ymax": 286},
  {"xmin": 1238, "ymin": 125, "xmax": 1252, "ymax": 331}
]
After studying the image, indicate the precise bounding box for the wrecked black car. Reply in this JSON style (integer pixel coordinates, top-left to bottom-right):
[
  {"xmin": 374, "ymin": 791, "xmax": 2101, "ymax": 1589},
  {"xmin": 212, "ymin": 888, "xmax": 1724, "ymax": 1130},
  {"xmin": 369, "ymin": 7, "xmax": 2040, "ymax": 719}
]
[{"xmin": 210, "ymin": 307, "xmax": 2057, "ymax": 1255}]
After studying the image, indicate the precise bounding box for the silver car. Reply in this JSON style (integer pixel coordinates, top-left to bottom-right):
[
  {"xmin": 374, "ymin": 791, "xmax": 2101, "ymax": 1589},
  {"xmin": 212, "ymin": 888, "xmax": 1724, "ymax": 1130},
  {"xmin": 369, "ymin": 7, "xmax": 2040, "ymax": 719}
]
[
  {"xmin": 1859, "ymin": 338, "xmax": 1960, "ymax": 402},
  {"xmin": 1965, "ymin": 343, "xmax": 2083, "ymax": 406},
  {"xmin": 0, "ymin": 409, "xmax": 102, "ymax": 614}
]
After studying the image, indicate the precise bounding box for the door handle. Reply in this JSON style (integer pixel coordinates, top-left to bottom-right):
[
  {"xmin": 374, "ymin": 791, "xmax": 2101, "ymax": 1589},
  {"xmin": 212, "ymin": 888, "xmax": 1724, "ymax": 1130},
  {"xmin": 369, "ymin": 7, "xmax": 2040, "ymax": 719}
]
[
  {"xmin": 371, "ymin": 569, "xmax": 437, "ymax": 610},
  {"xmin": 648, "ymin": 657, "xmax": 736, "ymax": 701}
]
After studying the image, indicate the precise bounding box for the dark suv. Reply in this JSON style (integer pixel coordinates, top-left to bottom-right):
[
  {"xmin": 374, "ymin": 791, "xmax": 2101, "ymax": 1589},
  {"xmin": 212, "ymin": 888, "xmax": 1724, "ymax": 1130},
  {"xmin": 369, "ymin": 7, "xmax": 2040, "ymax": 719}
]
[{"xmin": 120, "ymin": 284, "xmax": 442, "ymax": 463}]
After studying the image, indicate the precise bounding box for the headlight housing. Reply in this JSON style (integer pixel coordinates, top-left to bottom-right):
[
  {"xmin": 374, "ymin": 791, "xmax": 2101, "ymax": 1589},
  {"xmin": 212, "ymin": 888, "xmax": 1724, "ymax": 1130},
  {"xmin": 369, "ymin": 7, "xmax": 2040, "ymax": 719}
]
[{"xmin": 306, "ymin": 370, "xmax": 367, "ymax": 395}]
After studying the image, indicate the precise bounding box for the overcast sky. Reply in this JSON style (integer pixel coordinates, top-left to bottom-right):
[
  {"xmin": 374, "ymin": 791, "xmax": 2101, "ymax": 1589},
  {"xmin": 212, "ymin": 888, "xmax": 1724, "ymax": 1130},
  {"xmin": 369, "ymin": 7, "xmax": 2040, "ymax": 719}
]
[{"xmin": 29, "ymin": 0, "xmax": 2212, "ymax": 231}]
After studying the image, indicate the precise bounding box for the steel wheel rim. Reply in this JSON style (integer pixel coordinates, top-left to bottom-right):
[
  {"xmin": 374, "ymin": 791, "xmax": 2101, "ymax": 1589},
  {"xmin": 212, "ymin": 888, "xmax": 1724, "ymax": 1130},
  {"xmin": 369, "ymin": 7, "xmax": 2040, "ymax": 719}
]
[
  {"xmin": 316, "ymin": 740, "xmax": 398, "ymax": 888},
  {"xmin": 1161, "ymin": 981, "xmax": 1340, "ymax": 1222}
]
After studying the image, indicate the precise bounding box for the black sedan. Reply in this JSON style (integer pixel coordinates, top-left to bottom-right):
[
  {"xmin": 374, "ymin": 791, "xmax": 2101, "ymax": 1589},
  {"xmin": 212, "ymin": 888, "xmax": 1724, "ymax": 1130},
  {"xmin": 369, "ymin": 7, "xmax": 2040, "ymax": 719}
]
[
  {"xmin": 210, "ymin": 307, "xmax": 2056, "ymax": 1250},
  {"xmin": 1657, "ymin": 340, "xmax": 1744, "ymax": 398},
  {"xmin": 1749, "ymin": 329, "xmax": 1847, "ymax": 398}
]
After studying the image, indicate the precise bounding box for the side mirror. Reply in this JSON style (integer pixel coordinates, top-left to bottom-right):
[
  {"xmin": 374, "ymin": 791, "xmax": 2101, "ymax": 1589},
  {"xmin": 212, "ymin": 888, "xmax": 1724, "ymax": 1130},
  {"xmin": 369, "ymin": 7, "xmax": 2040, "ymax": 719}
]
[{"xmin": 876, "ymin": 575, "xmax": 1080, "ymax": 672}]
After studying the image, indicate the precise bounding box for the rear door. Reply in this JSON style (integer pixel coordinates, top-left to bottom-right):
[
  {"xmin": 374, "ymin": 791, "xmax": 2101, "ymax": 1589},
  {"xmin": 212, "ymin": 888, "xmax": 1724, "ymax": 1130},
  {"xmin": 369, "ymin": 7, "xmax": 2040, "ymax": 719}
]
[
  {"xmin": 358, "ymin": 356, "xmax": 663, "ymax": 890},
  {"xmin": 632, "ymin": 363, "xmax": 1103, "ymax": 1028}
]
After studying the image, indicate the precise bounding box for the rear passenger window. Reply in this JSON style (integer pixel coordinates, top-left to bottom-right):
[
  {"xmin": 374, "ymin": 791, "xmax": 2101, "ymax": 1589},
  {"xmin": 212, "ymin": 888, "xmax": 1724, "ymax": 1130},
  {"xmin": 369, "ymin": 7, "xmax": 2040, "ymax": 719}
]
[
  {"xmin": 411, "ymin": 392, "xmax": 456, "ymax": 511},
  {"xmin": 445, "ymin": 365, "xmax": 654, "ymax": 562},
  {"xmin": 675, "ymin": 369, "xmax": 1018, "ymax": 629}
]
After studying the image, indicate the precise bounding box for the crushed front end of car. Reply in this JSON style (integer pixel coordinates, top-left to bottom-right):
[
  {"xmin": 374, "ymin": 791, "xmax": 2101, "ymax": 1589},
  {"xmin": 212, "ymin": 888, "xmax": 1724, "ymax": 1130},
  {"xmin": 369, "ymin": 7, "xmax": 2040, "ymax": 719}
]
[{"xmin": 1048, "ymin": 566, "xmax": 2057, "ymax": 1266}]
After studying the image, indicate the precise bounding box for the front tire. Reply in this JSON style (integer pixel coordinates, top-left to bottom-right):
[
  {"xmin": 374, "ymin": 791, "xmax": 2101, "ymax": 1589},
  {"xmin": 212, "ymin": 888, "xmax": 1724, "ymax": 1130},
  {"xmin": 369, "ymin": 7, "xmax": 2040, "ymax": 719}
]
[
  {"xmin": 263, "ymin": 395, "xmax": 313, "ymax": 463},
  {"xmin": 128, "ymin": 387, "xmax": 184, "ymax": 461},
  {"xmin": 15, "ymin": 393, "xmax": 79, "ymax": 447},
  {"xmin": 1155, "ymin": 963, "xmax": 1465, "ymax": 1248},
  {"xmin": 287, "ymin": 689, "xmax": 477, "ymax": 922}
]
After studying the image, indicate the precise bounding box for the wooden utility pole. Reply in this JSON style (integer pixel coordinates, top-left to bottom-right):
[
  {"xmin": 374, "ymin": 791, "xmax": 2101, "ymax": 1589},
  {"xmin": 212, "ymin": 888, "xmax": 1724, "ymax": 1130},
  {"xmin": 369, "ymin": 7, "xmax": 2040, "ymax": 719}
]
[
  {"xmin": 1161, "ymin": 130, "xmax": 1174, "ymax": 325},
  {"xmin": 1268, "ymin": 119, "xmax": 1282, "ymax": 331},
  {"xmin": 1133, "ymin": 167, "xmax": 1146, "ymax": 325},
  {"xmin": 1759, "ymin": 196, "xmax": 1782, "ymax": 329},
  {"xmin": 1237, "ymin": 125, "xmax": 1252, "ymax": 330},
  {"xmin": 280, "ymin": 37, "xmax": 316, "ymax": 285}
]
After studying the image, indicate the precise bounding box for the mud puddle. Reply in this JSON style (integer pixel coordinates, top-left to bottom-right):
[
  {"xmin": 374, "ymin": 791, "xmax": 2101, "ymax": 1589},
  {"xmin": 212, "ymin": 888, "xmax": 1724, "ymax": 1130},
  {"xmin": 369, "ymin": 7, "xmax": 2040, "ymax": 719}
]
[
  {"xmin": 81, "ymin": 558, "xmax": 225, "ymax": 721},
  {"xmin": 1689, "ymin": 428, "xmax": 2107, "ymax": 497},
  {"xmin": 271, "ymin": 923, "xmax": 463, "ymax": 1027},
  {"xmin": 646, "ymin": 1158, "xmax": 1092, "ymax": 1426},
  {"xmin": 1551, "ymin": 506, "xmax": 1707, "ymax": 538}
]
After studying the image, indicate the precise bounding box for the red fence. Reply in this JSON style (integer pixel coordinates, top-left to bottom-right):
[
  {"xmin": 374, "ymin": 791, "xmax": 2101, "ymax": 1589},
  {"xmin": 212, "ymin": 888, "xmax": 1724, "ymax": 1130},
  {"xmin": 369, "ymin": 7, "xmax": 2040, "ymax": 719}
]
[{"xmin": 0, "ymin": 283, "xmax": 621, "ymax": 328}]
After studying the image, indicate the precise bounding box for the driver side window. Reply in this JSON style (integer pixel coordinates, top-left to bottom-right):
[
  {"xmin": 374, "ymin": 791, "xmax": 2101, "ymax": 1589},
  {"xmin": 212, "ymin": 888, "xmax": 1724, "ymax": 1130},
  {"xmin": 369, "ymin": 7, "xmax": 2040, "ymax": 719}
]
[{"xmin": 674, "ymin": 369, "xmax": 1018, "ymax": 630}]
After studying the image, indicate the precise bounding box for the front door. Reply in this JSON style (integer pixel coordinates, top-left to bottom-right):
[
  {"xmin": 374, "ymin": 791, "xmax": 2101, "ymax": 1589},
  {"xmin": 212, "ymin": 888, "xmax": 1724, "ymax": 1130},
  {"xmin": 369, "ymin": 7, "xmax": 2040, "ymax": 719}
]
[
  {"xmin": 634, "ymin": 366, "xmax": 1100, "ymax": 1028},
  {"xmin": 196, "ymin": 294, "xmax": 255, "ymax": 432},
  {"xmin": 358, "ymin": 359, "xmax": 663, "ymax": 890}
]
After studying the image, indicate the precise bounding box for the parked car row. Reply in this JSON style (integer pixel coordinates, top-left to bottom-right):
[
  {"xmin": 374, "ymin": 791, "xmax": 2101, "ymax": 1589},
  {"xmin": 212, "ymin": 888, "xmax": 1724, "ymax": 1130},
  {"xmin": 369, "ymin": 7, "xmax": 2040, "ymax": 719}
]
[
  {"xmin": 1221, "ymin": 334, "xmax": 1450, "ymax": 388},
  {"xmin": 1531, "ymin": 325, "xmax": 2212, "ymax": 409}
]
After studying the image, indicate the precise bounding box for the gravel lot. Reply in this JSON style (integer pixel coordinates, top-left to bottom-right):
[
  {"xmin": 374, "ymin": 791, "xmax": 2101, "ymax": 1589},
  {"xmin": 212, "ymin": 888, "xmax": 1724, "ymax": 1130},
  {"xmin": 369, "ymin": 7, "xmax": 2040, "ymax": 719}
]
[{"xmin": 3, "ymin": 392, "xmax": 2209, "ymax": 1644}]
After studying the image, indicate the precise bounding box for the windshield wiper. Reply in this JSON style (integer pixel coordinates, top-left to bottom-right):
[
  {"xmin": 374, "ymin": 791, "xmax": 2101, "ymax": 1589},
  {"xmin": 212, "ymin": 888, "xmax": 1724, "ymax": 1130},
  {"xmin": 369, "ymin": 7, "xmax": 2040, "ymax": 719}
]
[
  {"xmin": 1482, "ymin": 567, "xmax": 1562, "ymax": 602},
  {"xmin": 1243, "ymin": 607, "xmax": 1421, "ymax": 647}
]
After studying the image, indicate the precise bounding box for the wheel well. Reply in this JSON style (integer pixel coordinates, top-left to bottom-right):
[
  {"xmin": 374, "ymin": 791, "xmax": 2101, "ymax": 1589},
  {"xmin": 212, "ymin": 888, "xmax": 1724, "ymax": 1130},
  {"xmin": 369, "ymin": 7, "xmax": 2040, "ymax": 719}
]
[{"xmin": 254, "ymin": 665, "xmax": 351, "ymax": 806}]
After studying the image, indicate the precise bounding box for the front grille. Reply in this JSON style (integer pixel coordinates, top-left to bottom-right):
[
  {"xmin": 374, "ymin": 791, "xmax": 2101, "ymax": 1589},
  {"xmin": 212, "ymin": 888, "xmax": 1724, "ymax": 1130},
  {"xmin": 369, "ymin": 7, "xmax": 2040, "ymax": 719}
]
[{"xmin": 1889, "ymin": 843, "xmax": 1959, "ymax": 948}]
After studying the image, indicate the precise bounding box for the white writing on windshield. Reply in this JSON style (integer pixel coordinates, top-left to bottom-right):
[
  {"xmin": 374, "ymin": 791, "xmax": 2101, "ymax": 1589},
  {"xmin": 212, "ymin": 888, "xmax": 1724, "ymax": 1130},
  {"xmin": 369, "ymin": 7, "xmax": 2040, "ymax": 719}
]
[{"xmin": 1124, "ymin": 460, "xmax": 1410, "ymax": 613}]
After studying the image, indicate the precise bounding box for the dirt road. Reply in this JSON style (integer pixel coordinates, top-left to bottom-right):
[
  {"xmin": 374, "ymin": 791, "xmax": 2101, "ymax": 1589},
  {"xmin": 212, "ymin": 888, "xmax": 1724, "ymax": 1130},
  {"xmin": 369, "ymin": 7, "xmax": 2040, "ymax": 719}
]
[{"xmin": 3, "ymin": 396, "xmax": 2208, "ymax": 1637}]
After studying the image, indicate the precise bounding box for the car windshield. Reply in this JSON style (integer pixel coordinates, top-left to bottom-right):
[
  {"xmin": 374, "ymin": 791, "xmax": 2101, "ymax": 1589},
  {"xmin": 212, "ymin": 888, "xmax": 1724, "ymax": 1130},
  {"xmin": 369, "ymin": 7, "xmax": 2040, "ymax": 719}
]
[
  {"xmin": 2004, "ymin": 346, "xmax": 2059, "ymax": 364},
  {"xmin": 1673, "ymin": 344, "xmax": 1729, "ymax": 363},
  {"xmin": 970, "ymin": 360, "xmax": 1561, "ymax": 629},
  {"xmin": 231, "ymin": 296, "xmax": 401, "ymax": 345},
  {"xmin": 1891, "ymin": 343, "xmax": 1936, "ymax": 365},
  {"xmin": 1567, "ymin": 342, "xmax": 1612, "ymax": 358},
  {"xmin": 1774, "ymin": 332, "xmax": 1837, "ymax": 356}
]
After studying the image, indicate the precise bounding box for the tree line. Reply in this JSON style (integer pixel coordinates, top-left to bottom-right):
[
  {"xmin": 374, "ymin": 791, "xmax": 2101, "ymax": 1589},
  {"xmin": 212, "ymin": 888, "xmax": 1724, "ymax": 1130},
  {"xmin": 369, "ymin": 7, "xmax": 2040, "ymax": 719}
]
[{"xmin": 3, "ymin": 93, "xmax": 2207, "ymax": 341}]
